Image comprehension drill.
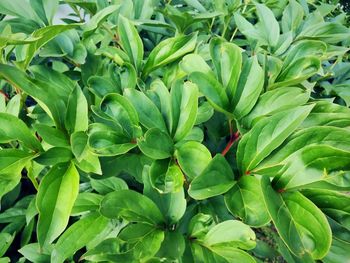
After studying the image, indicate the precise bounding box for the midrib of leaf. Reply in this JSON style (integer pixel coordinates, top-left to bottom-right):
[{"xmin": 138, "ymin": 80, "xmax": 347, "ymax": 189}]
[{"xmin": 262, "ymin": 193, "xmax": 305, "ymax": 255}]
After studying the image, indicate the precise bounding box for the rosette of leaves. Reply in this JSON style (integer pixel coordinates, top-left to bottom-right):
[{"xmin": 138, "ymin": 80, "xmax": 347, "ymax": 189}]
[{"xmin": 0, "ymin": 1, "xmax": 350, "ymax": 263}]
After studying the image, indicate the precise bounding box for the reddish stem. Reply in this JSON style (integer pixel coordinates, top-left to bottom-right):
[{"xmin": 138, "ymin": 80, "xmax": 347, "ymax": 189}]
[
  {"xmin": 0, "ymin": 90, "xmax": 9, "ymax": 100},
  {"xmin": 221, "ymin": 131, "xmax": 240, "ymax": 156}
]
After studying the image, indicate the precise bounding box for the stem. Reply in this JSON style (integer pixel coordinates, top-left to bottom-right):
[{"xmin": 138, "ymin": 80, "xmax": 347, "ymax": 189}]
[{"xmin": 221, "ymin": 131, "xmax": 240, "ymax": 156}]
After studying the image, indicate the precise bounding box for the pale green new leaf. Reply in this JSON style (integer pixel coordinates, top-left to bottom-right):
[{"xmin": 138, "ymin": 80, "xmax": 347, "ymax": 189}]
[{"xmin": 36, "ymin": 163, "xmax": 79, "ymax": 247}]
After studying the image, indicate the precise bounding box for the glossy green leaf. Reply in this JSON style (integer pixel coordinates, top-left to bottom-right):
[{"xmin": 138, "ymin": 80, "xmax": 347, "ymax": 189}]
[
  {"xmin": 255, "ymin": 3, "xmax": 280, "ymax": 48},
  {"xmin": 233, "ymin": 56, "xmax": 264, "ymax": 119},
  {"xmin": 83, "ymin": 5, "xmax": 119, "ymax": 37},
  {"xmin": 90, "ymin": 177, "xmax": 128, "ymax": 195},
  {"xmin": 0, "ymin": 0, "xmax": 40, "ymax": 22},
  {"xmin": 137, "ymin": 128, "xmax": 174, "ymax": 159},
  {"xmin": 203, "ymin": 220, "xmax": 256, "ymax": 250},
  {"xmin": 65, "ymin": 86, "xmax": 89, "ymax": 134},
  {"xmin": 36, "ymin": 163, "xmax": 79, "ymax": 247},
  {"xmin": 19, "ymin": 24, "xmax": 82, "ymax": 68},
  {"xmin": 19, "ymin": 243, "xmax": 51, "ymax": 263},
  {"xmin": 124, "ymin": 88, "xmax": 167, "ymax": 132},
  {"xmin": 0, "ymin": 65, "xmax": 73, "ymax": 128},
  {"xmin": 30, "ymin": 0, "xmax": 59, "ymax": 25},
  {"xmin": 189, "ymin": 154, "xmax": 235, "ymax": 200},
  {"xmin": 180, "ymin": 54, "xmax": 212, "ymax": 75},
  {"xmin": 150, "ymin": 159, "xmax": 183, "ymax": 193},
  {"xmin": 210, "ymin": 37, "xmax": 242, "ymax": 98},
  {"xmin": 171, "ymin": 81, "xmax": 198, "ymax": 142},
  {"xmin": 51, "ymin": 212, "xmax": 112, "ymax": 263},
  {"xmin": 189, "ymin": 71, "xmax": 230, "ymax": 115},
  {"xmin": 281, "ymin": 0, "xmax": 304, "ymax": 34},
  {"xmin": 88, "ymin": 123, "xmax": 137, "ymax": 156},
  {"xmin": 142, "ymin": 32, "xmax": 197, "ymax": 78},
  {"xmin": 0, "ymin": 150, "xmax": 37, "ymax": 199},
  {"xmin": 302, "ymin": 189, "xmax": 350, "ymax": 229},
  {"xmin": 272, "ymin": 145, "xmax": 350, "ymax": 190},
  {"xmin": 0, "ymin": 233, "xmax": 14, "ymax": 257},
  {"xmin": 71, "ymin": 193, "xmax": 102, "ymax": 215},
  {"xmin": 100, "ymin": 189, "xmax": 164, "ymax": 225},
  {"xmin": 225, "ymin": 176, "xmax": 270, "ymax": 227},
  {"xmin": 241, "ymin": 87, "xmax": 310, "ymax": 129},
  {"xmin": 175, "ymin": 141, "xmax": 212, "ymax": 179},
  {"xmin": 34, "ymin": 147, "xmax": 73, "ymax": 166},
  {"xmin": 0, "ymin": 113, "xmax": 42, "ymax": 151},
  {"xmin": 143, "ymin": 165, "xmax": 186, "ymax": 223},
  {"xmin": 71, "ymin": 131, "xmax": 102, "ymax": 174},
  {"xmin": 118, "ymin": 15, "xmax": 144, "ymax": 71},
  {"xmin": 261, "ymin": 177, "xmax": 332, "ymax": 259},
  {"xmin": 34, "ymin": 124, "xmax": 69, "ymax": 147},
  {"xmin": 237, "ymin": 105, "xmax": 314, "ymax": 173}
]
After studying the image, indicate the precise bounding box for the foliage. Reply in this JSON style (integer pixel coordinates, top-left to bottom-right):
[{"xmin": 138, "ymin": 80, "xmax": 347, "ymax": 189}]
[{"xmin": 0, "ymin": 0, "xmax": 350, "ymax": 262}]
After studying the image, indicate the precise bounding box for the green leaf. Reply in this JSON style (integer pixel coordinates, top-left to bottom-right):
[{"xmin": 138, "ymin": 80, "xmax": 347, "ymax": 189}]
[
  {"xmin": 34, "ymin": 147, "xmax": 73, "ymax": 166},
  {"xmin": 19, "ymin": 243, "xmax": 51, "ymax": 263},
  {"xmin": 30, "ymin": 0, "xmax": 59, "ymax": 25},
  {"xmin": 175, "ymin": 141, "xmax": 212, "ymax": 179},
  {"xmin": 90, "ymin": 177, "xmax": 128, "ymax": 195},
  {"xmin": 237, "ymin": 105, "xmax": 314, "ymax": 173},
  {"xmin": 241, "ymin": 87, "xmax": 310, "ymax": 129},
  {"xmin": 83, "ymin": 223, "xmax": 164, "ymax": 262},
  {"xmin": 298, "ymin": 22, "xmax": 350, "ymax": 44},
  {"xmin": 171, "ymin": 81, "xmax": 199, "ymax": 142},
  {"xmin": 0, "ymin": 65, "xmax": 73, "ymax": 128},
  {"xmin": 189, "ymin": 71, "xmax": 230, "ymax": 115},
  {"xmin": 143, "ymin": 165, "xmax": 186, "ymax": 223},
  {"xmin": 210, "ymin": 37, "xmax": 242, "ymax": 99},
  {"xmin": 34, "ymin": 124, "xmax": 69, "ymax": 147},
  {"xmin": 191, "ymin": 243, "xmax": 256, "ymax": 263},
  {"xmin": 0, "ymin": 233, "xmax": 14, "ymax": 257},
  {"xmin": 272, "ymin": 145, "xmax": 350, "ymax": 190},
  {"xmin": 124, "ymin": 88, "xmax": 167, "ymax": 132},
  {"xmin": 100, "ymin": 189, "xmax": 164, "ymax": 225},
  {"xmin": 137, "ymin": 128, "xmax": 174, "ymax": 159},
  {"xmin": 0, "ymin": 113, "xmax": 42, "ymax": 151},
  {"xmin": 257, "ymin": 126, "xmax": 350, "ymax": 170},
  {"xmin": 19, "ymin": 24, "xmax": 82, "ymax": 68},
  {"xmin": 300, "ymin": 101, "xmax": 350, "ymax": 128},
  {"xmin": 148, "ymin": 79, "xmax": 173, "ymax": 132},
  {"xmin": 189, "ymin": 154, "xmax": 235, "ymax": 200},
  {"xmin": 281, "ymin": 0, "xmax": 304, "ymax": 34},
  {"xmin": 142, "ymin": 32, "xmax": 197, "ymax": 78},
  {"xmin": 225, "ymin": 176, "xmax": 270, "ymax": 227},
  {"xmin": 71, "ymin": 131, "xmax": 102, "ymax": 174},
  {"xmin": 51, "ymin": 212, "xmax": 112, "ymax": 263},
  {"xmin": 71, "ymin": 193, "xmax": 102, "ymax": 215},
  {"xmin": 0, "ymin": 0, "xmax": 41, "ymax": 23},
  {"xmin": 83, "ymin": 5, "xmax": 119, "ymax": 37},
  {"xmin": 255, "ymin": 3, "xmax": 280, "ymax": 48},
  {"xmin": 65, "ymin": 86, "xmax": 89, "ymax": 134},
  {"xmin": 99, "ymin": 93, "xmax": 139, "ymax": 136},
  {"xmin": 156, "ymin": 231, "xmax": 185, "ymax": 260},
  {"xmin": 261, "ymin": 177, "xmax": 332, "ymax": 259},
  {"xmin": 150, "ymin": 159, "xmax": 183, "ymax": 193},
  {"xmin": 272, "ymin": 56, "xmax": 321, "ymax": 89},
  {"xmin": 36, "ymin": 163, "xmax": 79, "ymax": 247},
  {"xmin": 0, "ymin": 152, "xmax": 36, "ymax": 199},
  {"xmin": 233, "ymin": 56, "xmax": 264, "ymax": 119},
  {"xmin": 118, "ymin": 15, "xmax": 144, "ymax": 71},
  {"xmin": 180, "ymin": 54, "xmax": 212, "ymax": 75},
  {"xmin": 302, "ymin": 189, "xmax": 350, "ymax": 230},
  {"xmin": 88, "ymin": 123, "xmax": 137, "ymax": 156},
  {"xmin": 323, "ymin": 238, "xmax": 350, "ymax": 263},
  {"xmin": 203, "ymin": 220, "xmax": 256, "ymax": 250}
]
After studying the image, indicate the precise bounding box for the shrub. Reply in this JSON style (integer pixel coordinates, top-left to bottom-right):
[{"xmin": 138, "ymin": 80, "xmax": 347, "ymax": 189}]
[{"xmin": 0, "ymin": 0, "xmax": 350, "ymax": 262}]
